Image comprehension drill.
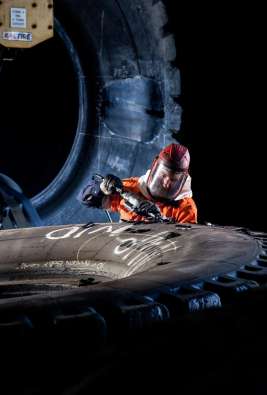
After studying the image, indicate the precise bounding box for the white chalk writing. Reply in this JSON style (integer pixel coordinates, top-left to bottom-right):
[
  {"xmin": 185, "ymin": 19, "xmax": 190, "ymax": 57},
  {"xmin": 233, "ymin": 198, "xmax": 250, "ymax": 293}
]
[{"xmin": 45, "ymin": 225, "xmax": 180, "ymax": 275}]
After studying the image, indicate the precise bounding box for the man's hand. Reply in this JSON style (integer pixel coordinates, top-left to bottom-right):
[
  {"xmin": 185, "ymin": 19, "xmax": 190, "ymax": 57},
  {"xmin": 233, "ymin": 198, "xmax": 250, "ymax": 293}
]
[
  {"xmin": 100, "ymin": 174, "xmax": 123, "ymax": 195},
  {"xmin": 136, "ymin": 200, "xmax": 161, "ymax": 219}
]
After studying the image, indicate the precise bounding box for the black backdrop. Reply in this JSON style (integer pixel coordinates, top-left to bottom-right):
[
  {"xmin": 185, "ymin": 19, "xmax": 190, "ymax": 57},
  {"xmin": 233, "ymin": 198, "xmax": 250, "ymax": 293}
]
[{"xmin": 166, "ymin": 1, "xmax": 266, "ymax": 232}]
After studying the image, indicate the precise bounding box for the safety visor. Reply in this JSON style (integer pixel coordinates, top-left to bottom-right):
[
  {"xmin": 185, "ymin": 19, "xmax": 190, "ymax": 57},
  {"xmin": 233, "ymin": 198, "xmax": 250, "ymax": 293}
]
[{"xmin": 147, "ymin": 160, "xmax": 188, "ymax": 200}]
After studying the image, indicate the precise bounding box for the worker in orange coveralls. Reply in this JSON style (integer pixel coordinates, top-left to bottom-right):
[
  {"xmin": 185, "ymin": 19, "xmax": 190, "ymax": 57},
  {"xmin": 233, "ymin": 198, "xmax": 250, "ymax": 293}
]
[{"xmin": 78, "ymin": 143, "xmax": 197, "ymax": 223}]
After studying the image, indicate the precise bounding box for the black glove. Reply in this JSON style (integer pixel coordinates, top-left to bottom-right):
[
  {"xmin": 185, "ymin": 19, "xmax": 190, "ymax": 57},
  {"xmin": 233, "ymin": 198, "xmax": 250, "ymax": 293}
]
[
  {"xmin": 135, "ymin": 200, "xmax": 161, "ymax": 219},
  {"xmin": 100, "ymin": 174, "xmax": 123, "ymax": 195}
]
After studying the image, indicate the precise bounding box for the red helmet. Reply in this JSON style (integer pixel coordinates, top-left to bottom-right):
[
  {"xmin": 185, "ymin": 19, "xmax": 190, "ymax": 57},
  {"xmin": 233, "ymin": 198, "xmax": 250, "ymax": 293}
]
[{"xmin": 147, "ymin": 143, "xmax": 190, "ymax": 200}]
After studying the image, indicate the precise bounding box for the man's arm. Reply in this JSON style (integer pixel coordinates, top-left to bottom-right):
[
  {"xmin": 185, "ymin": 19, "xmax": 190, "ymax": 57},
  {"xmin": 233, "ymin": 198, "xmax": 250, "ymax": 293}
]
[
  {"xmin": 175, "ymin": 198, "xmax": 198, "ymax": 224},
  {"xmin": 77, "ymin": 174, "xmax": 123, "ymax": 210}
]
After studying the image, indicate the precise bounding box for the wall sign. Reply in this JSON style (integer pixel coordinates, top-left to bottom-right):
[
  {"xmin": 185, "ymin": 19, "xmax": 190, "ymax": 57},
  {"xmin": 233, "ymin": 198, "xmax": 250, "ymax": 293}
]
[{"xmin": 10, "ymin": 7, "xmax": 27, "ymax": 28}]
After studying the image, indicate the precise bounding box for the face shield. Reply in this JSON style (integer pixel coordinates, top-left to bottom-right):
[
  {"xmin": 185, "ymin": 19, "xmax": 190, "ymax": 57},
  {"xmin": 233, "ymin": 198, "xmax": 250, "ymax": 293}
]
[{"xmin": 147, "ymin": 159, "xmax": 188, "ymax": 201}]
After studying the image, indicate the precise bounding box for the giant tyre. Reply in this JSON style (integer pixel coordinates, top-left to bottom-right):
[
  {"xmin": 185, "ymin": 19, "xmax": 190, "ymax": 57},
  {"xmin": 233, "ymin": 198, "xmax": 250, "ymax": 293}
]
[
  {"xmin": 0, "ymin": 0, "xmax": 181, "ymax": 225},
  {"xmin": 1, "ymin": 223, "xmax": 267, "ymax": 393}
]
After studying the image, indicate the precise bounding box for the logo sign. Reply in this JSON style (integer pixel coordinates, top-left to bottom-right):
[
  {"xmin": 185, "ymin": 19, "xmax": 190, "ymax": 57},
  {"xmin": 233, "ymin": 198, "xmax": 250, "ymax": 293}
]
[
  {"xmin": 10, "ymin": 8, "xmax": 27, "ymax": 28},
  {"xmin": 2, "ymin": 31, "xmax": 32, "ymax": 42},
  {"xmin": 0, "ymin": 0, "xmax": 53, "ymax": 48}
]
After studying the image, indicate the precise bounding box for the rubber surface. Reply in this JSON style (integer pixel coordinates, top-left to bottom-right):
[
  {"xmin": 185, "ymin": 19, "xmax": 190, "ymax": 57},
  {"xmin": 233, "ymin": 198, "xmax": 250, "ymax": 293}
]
[{"xmin": 0, "ymin": 223, "xmax": 267, "ymax": 394}]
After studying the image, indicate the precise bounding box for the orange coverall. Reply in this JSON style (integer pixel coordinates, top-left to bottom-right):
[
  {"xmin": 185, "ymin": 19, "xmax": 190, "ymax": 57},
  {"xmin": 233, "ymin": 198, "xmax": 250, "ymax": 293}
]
[{"xmin": 104, "ymin": 177, "xmax": 197, "ymax": 223}]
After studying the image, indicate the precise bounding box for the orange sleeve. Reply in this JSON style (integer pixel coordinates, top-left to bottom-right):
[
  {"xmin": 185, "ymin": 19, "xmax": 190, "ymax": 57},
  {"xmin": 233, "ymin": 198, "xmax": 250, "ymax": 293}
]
[
  {"xmin": 174, "ymin": 198, "xmax": 198, "ymax": 224},
  {"xmin": 122, "ymin": 177, "xmax": 141, "ymax": 194},
  {"xmin": 160, "ymin": 197, "xmax": 197, "ymax": 224},
  {"xmin": 102, "ymin": 193, "xmax": 121, "ymax": 212},
  {"xmin": 102, "ymin": 177, "xmax": 140, "ymax": 213}
]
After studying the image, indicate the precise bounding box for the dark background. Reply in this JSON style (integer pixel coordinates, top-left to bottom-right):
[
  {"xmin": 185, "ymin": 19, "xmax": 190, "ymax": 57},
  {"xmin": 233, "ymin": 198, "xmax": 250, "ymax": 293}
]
[{"xmin": 166, "ymin": 2, "xmax": 266, "ymax": 232}]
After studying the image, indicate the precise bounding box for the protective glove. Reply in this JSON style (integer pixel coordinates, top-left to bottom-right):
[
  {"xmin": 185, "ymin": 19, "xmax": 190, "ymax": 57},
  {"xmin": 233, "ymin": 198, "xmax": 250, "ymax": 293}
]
[
  {"xmin": 100, "ymin": 174, "xmax": 123, "ymax": 195},
  {"xmin": 135, "ymin": 200, "xmax": 161, "ymax": 219}
]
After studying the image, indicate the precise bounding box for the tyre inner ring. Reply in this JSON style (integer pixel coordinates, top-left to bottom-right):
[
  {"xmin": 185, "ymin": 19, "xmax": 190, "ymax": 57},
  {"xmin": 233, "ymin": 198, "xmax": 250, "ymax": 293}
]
[{"xmin": 0, "ymin": 20, "xmax": 81, "ymax": 199}]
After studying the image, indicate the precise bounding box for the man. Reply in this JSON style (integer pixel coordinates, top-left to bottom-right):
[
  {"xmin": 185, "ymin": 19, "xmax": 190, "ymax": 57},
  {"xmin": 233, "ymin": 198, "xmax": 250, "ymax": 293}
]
[{"xmin": 79, "ymin": 143, "xmax": 197, "ymax": 223}]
